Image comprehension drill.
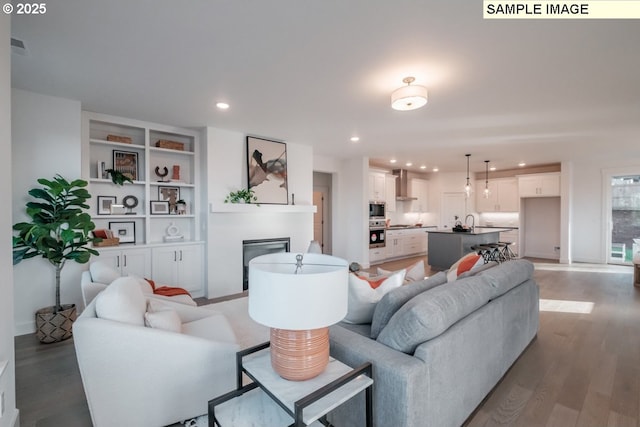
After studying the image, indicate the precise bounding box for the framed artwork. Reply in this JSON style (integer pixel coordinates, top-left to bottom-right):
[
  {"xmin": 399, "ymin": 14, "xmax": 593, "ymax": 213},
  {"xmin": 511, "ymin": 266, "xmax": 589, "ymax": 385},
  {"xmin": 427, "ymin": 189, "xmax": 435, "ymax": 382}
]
[
  {"xmin": 150, "ymin": 200, "xmax": 170, "ymax": 215},
  {"xmin": 246, "ymin": 136, "xmax": 288, "ymax": 205},
  {"xmin": 97, "ymin": 196, "xmax": 117, "ymax": 215},
  {"xmin": 158, "ymin": 186, "xmax": 180, "ymax": 211},
  {"xmin": 108, "ymin": 221, "xmax": 136, "ymax": 244},
  {"xmin": 113, "ymin": 150, "xmax": 138, "ymax": 181}
]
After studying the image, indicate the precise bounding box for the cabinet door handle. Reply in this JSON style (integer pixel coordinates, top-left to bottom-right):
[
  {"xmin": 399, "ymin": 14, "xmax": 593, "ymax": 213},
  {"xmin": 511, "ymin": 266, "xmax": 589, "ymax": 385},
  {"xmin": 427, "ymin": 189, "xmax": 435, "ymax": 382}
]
[
  {"xmin": 174, "ymin": 251, "xmax": 177, "ymax": 262},
  {"xmin": 116, "ymin": 255, "xmax": 120, "ymax": 268},
  {"xmin": 179, "ymin": 250, "xmax": 183, "ymax": 261},
  {"xmin": 123, "ymin": 255, "xmax": 127, "ymax": 267}
]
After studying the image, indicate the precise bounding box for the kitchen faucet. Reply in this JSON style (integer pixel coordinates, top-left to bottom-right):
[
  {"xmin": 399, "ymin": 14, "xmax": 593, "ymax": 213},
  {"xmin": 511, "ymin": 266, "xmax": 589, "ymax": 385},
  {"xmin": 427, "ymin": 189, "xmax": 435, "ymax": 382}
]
[{"xmin": 465, "ymin": 214, "xmax": 475, "ymax": 231}]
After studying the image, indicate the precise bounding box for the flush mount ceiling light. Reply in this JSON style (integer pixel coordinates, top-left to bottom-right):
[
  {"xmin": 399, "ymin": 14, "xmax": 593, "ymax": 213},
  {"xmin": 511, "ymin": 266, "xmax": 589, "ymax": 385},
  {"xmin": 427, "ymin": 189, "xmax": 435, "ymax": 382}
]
[
  {"xmin": 216, "ymin": 102, "xmax": 230, "ymax": 110},
  {"xmin": 391, "ymin": 77, "xmax": 428, "ymax": 111},
  {"xmin": 483, "ymin": 160, "xmax": 491, "ymax": 199},
  {"xmin": 464, "ymin": 154, "xmax": 472, "ymax": 198}
]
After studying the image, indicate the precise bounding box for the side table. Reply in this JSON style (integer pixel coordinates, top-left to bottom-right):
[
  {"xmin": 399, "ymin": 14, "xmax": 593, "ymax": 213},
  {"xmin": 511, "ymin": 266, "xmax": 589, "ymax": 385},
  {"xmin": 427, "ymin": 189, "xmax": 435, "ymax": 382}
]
[{"xmin": 208, "ymin": 342, "xmax": 373, "ymax": 427}]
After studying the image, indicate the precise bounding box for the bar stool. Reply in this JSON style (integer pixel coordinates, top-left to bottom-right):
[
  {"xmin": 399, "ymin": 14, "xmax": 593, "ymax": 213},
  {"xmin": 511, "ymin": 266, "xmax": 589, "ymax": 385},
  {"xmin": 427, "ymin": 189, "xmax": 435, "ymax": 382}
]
[
  {"xmin": 486, "ymin": 243, "xmax": 506, "ymax": 263},
  {"xmin": 499, "ymin": 241, "xmax": 516, "ymax": 261},
  {"xmin": 472, "ymin": 244, "xmax": 494, "ymax": 264}
]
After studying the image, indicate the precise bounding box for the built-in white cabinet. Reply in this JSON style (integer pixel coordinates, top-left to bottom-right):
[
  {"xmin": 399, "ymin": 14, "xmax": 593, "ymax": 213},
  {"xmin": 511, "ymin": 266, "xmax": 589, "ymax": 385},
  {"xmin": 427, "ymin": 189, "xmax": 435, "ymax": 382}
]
[
  {"xmin": 151, "ymin": 243, "xmax": 203, "ymax": 293},
  {"xmin": 385, "ymin": 174, "xmax": 397, "ymax": 212},
  {"xmin": 409, "ymin": 178, "xmax": 429, "ymax": 212},
  {"xmin": 518, "ymin": 173, "xmax": 560, "ymax": 198},
  {"xmin": 369, "ymin": 172, "xmax": 386, "ymax": 202},
  {"xmin": 95, "ymin": 247, "xmax": 151, "ymax": 278},
  {"xmin": 476, "ymin": 178, "xmax": 519, "ymax": 212},
  {"xmin": 369, "ymin": 247, "xmax": 387, "ymax": 265},
  {"xmin": 385, "ymin": 228, "xmax": 428, "ymax": 260}
]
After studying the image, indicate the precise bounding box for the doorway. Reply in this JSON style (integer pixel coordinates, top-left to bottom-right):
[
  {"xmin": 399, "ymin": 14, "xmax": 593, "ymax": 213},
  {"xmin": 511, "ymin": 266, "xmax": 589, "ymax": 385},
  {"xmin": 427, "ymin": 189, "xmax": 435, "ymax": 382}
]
[
  {"xmin": 313, "ymin": 172, "xmax": 333, "ymax": 254},
  {"xmin": 608, "ymin": 174, "xmax": 640, "ymax": 264}
]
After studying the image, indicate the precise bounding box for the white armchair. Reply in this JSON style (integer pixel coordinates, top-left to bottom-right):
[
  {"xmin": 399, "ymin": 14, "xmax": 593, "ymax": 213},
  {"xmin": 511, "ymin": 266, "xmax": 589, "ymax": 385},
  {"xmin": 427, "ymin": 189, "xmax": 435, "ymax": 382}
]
[{"xmin": 73, "ymin": 278, "xmax": 239, "ymax": 427}]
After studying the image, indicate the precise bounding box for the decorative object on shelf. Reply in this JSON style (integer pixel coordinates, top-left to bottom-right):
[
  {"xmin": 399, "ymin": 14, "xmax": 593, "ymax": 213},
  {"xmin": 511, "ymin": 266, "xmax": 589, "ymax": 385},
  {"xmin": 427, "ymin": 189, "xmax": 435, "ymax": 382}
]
[
  {"xmin": 156, "ymin": 139, "xmax": 184, "ymax": 151},
  {"xmin": 97, "ymin": 160, "xmax": 108, "ymax": 179},
  {"xmin": 12, "ymin": 175, "xmax": 99, "ymax": 343},
  {"xmin": 176, "ymin": 199, "xmax": 187, "ymax": 215},
  {"xmin": 464, "ymin": 154, "xmax": 472, "ymax": 198},
  {"xmin": 113, "ymin": 150, "xmax": 138, "ymax": 181},
  {"xmin": 92, "ymin": 229, "xmax": 120, "ymax": 247},
  {"xmin": 483, "ymin": 160, "xmax": 491, "ymax": 199},
  {"xmin": 158, "ymin": 186, "xmax": 180, "ymax": 213},
  {"xmin": 105, "ymin": 168, "xmax": 133, "ymax": 186},
  {"xmin": 97, "ymin": 196, "xmax": 117, "ymax": 215},
  {"xmin": 150, "ymin": 200, "xmax": 170, "ymax": 215},
  {"xmin": 163, "ymin": 221, "xmax": 184, "ymax": 242},
  {"xmin": 122, "ymin": 195, "xmax": 139, "ymax": 215},
  {"xmin": 246, "ymin": 136, "xmax": 288, "ymax": 205},
  {"xmin": 249, "ymin": 253, "xmax": 348, "ymax": 381},
  {"xmin": 172, "ymin": 165, "xmax": 181, "ymax": 182},
  {"xmin": 391, "ymin": 76, "xmax": 428, "ymax": 111},
  {"xmin": 109, "ymin": 204, "xmax": 126, "ymax": 215},
  {"xmin": 224, "ymin": 188, "xmax": 258, "ymax": 205},
  {"xmin": 155, "ymin": 166, "xmax": 169, "ymax": 182},
  {"xmin": 106, "ymin": 134, "xmax": 132, "ymax": 144},
  {"xmin": 108, "ymin": 221, "xmax": 136, "ymax": 244}
]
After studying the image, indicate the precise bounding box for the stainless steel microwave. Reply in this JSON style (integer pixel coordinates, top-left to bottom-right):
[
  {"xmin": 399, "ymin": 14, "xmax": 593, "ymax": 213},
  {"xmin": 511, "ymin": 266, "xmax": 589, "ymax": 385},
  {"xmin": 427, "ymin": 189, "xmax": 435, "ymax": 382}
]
[{"xmin": 369, "ymin": 201, "xmax": 385, "ymax": 219}]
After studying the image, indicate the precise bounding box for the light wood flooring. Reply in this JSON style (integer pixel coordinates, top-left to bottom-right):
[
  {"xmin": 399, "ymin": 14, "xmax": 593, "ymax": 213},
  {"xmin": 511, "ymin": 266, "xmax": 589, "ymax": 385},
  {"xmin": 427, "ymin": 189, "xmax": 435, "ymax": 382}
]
[{"xmin": 14, "ymin": 257, "xmax": 639, "ymax": 427}]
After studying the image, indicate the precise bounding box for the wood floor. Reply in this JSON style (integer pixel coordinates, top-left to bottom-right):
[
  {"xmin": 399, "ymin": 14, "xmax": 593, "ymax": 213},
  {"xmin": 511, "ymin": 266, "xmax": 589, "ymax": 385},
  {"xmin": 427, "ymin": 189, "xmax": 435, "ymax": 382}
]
[{"xmin": 14, "ymin": 257, "xmax": 638, "ymax": 427}]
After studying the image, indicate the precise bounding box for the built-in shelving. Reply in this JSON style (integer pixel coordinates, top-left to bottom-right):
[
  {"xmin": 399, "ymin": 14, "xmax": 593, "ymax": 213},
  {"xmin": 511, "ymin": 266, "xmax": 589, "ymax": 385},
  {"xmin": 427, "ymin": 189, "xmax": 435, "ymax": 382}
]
[{"xmin": 210, "ymin": 203, "xmax": 317, "ymax": 214}]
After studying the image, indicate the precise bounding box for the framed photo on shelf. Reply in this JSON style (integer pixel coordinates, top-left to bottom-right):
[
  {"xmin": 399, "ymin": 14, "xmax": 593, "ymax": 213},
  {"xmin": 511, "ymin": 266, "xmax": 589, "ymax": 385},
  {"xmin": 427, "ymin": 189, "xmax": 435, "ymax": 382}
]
[
  {"xmin": 108, "ymin": 221, "xmax": 136, "ymax": 244},
  {"xmin": 246, "ymin": 136, "xmax": 288, "ymax": 205},
  {"xmin": 150, "ymin": 200, "xmax": 170, "ymax": 215},
  {"xmin": 158, "ymin": 186, "xmax": 180, "ymax": 210},
  {"xmin": 113, "ymin": 150, "xmax": 138, "ymax": 181},
  {"xmin": 97, "ymin": 196, "xmax": 117, "ymax": 215}
]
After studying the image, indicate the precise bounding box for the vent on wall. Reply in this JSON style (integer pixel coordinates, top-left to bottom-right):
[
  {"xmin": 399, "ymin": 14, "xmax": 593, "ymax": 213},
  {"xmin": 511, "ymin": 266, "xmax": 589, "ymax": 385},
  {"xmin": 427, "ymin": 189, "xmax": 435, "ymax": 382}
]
[{"xmin": 11, "ymin": 37, "xmax": 28, "ymax": 56}]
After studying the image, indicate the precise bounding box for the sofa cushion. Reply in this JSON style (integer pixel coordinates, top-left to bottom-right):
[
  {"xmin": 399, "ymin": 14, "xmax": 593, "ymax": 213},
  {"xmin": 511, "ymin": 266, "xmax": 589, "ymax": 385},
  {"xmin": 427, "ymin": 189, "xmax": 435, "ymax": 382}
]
[
  {"xmin": 343, "ymin": 270, "xmax": 405, "ymax": 324},
  {"xmin": 95, "ymin": 277, "xmax": 147, "ymax": 326},
  {"xmin": 377, "ymin": 275, "xmax": 494, "ymax": 354},
  {"xmin": 377, "ymin": 260, "xmax": 426, "ymax": 282},
  {"xmin": 90, "ymin": 261, "xmax": 121, "ymax": 284},
  {"xmin": 144, "ymin": 309, "xmax": 182, "ymax": 333},
  {"xmin": 477, "ymin": 259, "xmax": 534, "ymax": 299},
  {"xmin": 446, "ymin": 253, "xmax": 484, "ymax": 282},
  {"xmin": 182, "ymin": 313, "xmax": 237, "ymax": 344},
  {"xmin": 370, "ymin": 271, "xmax": 447, "ymax": 339}
]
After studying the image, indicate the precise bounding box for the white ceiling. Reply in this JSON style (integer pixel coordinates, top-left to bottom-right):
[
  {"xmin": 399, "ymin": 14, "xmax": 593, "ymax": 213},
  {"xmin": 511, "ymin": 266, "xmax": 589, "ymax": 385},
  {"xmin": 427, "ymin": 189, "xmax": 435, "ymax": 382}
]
[{"xmin": 10, "ymin": 1, "xmax": 640, "ymax": 173}]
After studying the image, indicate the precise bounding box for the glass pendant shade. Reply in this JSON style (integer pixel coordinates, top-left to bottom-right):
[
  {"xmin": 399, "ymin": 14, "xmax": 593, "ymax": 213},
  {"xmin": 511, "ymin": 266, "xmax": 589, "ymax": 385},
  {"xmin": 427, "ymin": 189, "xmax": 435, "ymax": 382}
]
[
  {"xmin": 483, "ymin": 160, "xmax": 491, "ymax": 199},
  {"xmin": 464, "ymin": 154, "xmax": 472, "ymax": 197}
]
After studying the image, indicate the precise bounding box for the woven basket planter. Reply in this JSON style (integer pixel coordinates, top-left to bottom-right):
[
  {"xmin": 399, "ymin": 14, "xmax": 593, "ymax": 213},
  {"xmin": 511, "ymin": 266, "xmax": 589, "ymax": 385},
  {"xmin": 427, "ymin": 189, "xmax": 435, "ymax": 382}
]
[{"xmin": 35, "ymin": 304, "xmax": 77, "ymax": 344}]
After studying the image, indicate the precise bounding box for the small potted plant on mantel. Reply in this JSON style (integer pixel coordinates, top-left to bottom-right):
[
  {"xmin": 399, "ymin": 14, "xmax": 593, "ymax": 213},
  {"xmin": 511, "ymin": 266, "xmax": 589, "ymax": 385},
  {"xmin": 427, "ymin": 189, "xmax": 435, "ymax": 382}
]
[
  {"xmin": 13, "ymin": 175, "xmax": 100, "ymax": 343},
  {"xmin": 224, "ymin": 188, "xmax": 258, "ymax": 205}
]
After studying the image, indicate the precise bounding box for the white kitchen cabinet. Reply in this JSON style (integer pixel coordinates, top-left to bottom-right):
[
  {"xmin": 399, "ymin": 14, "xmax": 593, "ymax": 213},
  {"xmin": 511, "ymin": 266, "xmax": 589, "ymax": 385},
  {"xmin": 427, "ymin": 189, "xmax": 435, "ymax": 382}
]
[
  {"xmin": 96, "ymin": 247, "xmax": 151, "ymax": 277},
  {"xmin": 369, "ymin": 172, "xmax": 386, "ymax": 202},
  {"xmin": 476, "ymin": 178, "xmax": 519, "ymax": 212},
  {"xmin": 409, "ymin": 179, "xmax": 429, "ymax": 212},
  {"xmin": 385, "ymin": 230, "xmax": 405, "ymax": 258},
  {"xmin": 385, "ymin": 174, "xmax": 397, "ymax": 212},
  {"xmin": 386, "ymin": 228, "xmax": 427, "ymax": 259},
  {"xmin": 151, "ymin": 243, "xmax": 203, "ymax": 293},
  {"xmin": 369, "ymin": 247, "xmax": 387, "ymax": 265},
  {"xmin": 518, "ymin": 173, "xmax": 560, "ymax": 198}
]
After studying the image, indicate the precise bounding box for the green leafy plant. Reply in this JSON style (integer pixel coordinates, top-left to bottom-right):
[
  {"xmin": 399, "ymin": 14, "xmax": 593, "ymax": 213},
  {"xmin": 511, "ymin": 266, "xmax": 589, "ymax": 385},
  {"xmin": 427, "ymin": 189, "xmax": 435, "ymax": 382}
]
[
  {"xmin": 105, "ymin": 168, "xmax": 133, "ymax": 186},
  {"xmin": 13, "ymin": 175, "xmax": 100, "ymax": 313},
  {"xmin": 224, "ymin": 188, "xmax": 258, "ymax": 205}
]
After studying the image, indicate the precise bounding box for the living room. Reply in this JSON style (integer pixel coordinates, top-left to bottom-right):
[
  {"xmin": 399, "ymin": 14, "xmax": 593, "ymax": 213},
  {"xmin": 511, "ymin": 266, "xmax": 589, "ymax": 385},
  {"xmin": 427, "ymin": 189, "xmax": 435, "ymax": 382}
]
[{"xmin": 2, "ymin": 2, "xmax": 640, "ymax": 427}]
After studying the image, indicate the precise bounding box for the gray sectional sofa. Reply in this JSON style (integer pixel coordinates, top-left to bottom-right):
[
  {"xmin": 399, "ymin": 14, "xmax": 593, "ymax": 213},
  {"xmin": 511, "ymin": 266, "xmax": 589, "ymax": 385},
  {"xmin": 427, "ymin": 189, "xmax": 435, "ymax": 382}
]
[{"xmin": 328, "ymin": 259, "xmax": 539, "ymax": 427}]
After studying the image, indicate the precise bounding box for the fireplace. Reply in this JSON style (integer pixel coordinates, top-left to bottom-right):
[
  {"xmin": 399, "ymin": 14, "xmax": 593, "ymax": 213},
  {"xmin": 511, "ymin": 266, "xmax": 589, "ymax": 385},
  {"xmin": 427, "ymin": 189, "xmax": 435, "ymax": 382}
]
[{"xmin": 242, "ymin": 237, "xmax": 290, "ymax": 290}]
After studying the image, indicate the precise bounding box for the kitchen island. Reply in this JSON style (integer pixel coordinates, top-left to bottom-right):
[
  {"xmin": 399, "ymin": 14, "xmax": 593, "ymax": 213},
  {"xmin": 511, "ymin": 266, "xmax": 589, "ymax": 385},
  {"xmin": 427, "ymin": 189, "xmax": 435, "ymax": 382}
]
[{"xmin": 427, "ymin": 228, "xmax": 510, "ymax": 270}]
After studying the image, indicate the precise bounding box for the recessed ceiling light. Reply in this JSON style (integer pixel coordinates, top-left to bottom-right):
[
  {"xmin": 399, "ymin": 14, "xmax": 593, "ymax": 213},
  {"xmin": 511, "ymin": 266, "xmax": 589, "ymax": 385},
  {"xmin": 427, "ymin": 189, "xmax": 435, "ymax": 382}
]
[
  {"xmin": 350, "ymin": 136, "xmax": 360, "ymax": 142},
  {"xmin": 216, "ymin": 102, "xmax": 230, "ymax": 110},
  {"xmin": 432, "ymin": 167, "xmax": 439, "ymax": 172},
  {"xmin": 406, "ymin": 162, "xmax": 413, "ymax": 167},
  {"xmin": 420, "ymin": 165, "xmax": 427, "ymax": 169},
  {"xmin": 490, "ymin": 166, "xmax": 497, "ymax": 171},
  {"xmin": 390, "ymin": 159, "xmax": 397, "ymax": 164},
  {"xmin": 518, "ymin": 162, "xmax": 526, "ymax": 167}
]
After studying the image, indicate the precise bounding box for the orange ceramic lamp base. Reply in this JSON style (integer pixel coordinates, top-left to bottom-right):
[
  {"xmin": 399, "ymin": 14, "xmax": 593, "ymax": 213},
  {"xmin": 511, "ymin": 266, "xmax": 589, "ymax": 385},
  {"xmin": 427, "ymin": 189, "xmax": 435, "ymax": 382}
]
[{"xmin": 270, "ymin": 327, "xmax": 330, "ymax": 381}]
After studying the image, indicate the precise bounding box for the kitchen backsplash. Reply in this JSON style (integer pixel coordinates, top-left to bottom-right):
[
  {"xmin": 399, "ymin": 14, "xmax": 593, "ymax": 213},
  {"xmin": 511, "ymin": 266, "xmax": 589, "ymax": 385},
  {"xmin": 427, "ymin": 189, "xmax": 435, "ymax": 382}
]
[{"xmin": 478, "ymin": 212, "xmax": 520, "ymax": 227}]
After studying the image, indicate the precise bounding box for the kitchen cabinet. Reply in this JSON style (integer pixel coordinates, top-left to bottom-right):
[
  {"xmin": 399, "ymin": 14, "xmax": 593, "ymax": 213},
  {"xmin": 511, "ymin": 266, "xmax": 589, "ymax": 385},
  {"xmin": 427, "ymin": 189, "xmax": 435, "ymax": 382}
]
[
  {"xmin": 385, "ymin": 174, "xmax": 397, "ymax": 212},
  {"xmin": 386, "ymin": 228, "xmax": 428, "ymax": 260},
  {"xmin": 95, "ymin": 247, "xmax": 151, "ymax": 278},
  {"xmin": 500, "ymin": 230, "xmax": 519, "ymax": 257},
  {"xmin": 476, "ymin": 178, "xmax": 519, "ymax": 212},
  {"xmin": 369, "ymin": 172, "xmax": 386, "ymax": 202},
  {"xmin": 409, "ymin": 178, "xmax": 429, "ymax": 212},
  {"xmin": 369, "ymin": 247, "xmax": 387, "ymax": 265},
  {"xmin": 151, "ymin": 243, "xmax": 203, "ymax": 293},
  {"xmin": 518, "ymin": 173, "xmax": 560, "ymax": 198}
]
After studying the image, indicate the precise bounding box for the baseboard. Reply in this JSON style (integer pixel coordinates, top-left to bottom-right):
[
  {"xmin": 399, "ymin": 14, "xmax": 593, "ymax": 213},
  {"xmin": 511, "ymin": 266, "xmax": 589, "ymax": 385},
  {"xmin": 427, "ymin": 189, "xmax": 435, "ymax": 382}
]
[
  {"xmin": 14, "ymin": 320, "xmax": 35, "ymax": 337},
  {"xmin": 524, "ymin": 251, "xmax": 559, "ymax": 260},
  {"xmin": 10, "ymin": 408, "xmax": 19, "ymax": 427}
]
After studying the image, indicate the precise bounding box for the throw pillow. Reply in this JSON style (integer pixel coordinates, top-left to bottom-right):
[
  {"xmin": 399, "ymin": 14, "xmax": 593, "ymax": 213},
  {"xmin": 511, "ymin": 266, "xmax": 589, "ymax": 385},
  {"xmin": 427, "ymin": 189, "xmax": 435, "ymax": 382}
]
[
  {"xmin": 446, "ymin": 253, "xmax": 484, "ymax": 282},
  {"xmin": 128, "ymin": 275, "xmax": 155, "ymax": 295},
  {"xmin": 370, "ymin": 271, "xmax": 448, "ymax": 339},
  {"xmin": 95, "ymin": 276, "xmax": 147, "ymax": 326},
  {"xmin": 342, "ymin": 269, "xmax": 405, "ymax": 324},
  {"xmin": 144, "ymin": 301, "xmax": 182, "ymax": 333},
  {"xmin": 378, "ymin": 260, "xmax": 426, "ymax": 282},
  {"xmin": 89, "ymin": 261, "xmax": 121, "ymax": 284}
]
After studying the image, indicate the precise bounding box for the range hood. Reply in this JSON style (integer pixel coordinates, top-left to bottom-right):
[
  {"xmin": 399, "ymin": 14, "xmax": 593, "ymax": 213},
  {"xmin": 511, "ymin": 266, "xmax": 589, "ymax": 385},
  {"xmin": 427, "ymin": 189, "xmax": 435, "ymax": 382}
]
[{"xmin": 392, "ymin": 169, "xmax": 417, "ymax": 201}]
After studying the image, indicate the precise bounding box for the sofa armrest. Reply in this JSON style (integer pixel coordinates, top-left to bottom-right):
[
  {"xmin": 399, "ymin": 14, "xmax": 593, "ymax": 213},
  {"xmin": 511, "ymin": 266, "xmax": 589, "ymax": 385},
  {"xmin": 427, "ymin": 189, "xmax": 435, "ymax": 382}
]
[
  {"xmin": 81, "ymin": 282, "xmax": 107, "ymax": 309},
  {"xmin": 329, "ymin": 325, "xmax": 429, "ymax": 427}
]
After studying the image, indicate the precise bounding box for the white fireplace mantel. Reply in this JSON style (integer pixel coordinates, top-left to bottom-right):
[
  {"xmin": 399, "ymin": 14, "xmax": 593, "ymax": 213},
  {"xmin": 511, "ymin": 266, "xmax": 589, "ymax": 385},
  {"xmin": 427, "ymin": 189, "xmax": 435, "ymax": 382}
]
[{"xmin": 210, "ymin": 203, "xmax": 316, "ymax": 213}]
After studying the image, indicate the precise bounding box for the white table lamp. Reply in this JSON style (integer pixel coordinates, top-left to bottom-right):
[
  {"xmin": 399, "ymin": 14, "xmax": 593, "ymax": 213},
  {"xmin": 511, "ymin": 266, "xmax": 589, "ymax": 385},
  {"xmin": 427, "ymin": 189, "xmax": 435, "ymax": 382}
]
[{"xmin": 249, "ymin": 252, "xmax": 348, "ymax": 381}]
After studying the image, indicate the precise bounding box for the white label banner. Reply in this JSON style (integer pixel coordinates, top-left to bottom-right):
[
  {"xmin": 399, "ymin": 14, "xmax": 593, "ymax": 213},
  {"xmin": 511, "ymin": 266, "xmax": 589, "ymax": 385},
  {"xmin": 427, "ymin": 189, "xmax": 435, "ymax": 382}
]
[{"xmin": 484, "ymin": 1, "xmax": 640, "ymax": 19}]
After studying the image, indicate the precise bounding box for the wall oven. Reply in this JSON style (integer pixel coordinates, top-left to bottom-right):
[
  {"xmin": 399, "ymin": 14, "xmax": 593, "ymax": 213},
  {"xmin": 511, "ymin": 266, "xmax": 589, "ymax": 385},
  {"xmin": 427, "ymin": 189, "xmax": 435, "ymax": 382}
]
[
  {"xmin": 369, "ymin": 219, "xmax": 386, "ymax": 248},
  {"xmin": 369, "ymin": 201, "xmax": 385, "ymax": 219}
]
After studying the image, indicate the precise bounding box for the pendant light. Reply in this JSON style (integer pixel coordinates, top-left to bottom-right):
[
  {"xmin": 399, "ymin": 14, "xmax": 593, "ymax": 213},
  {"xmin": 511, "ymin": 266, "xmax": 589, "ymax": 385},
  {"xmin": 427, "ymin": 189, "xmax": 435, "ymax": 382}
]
[
  {"xmin": 483, "ymin": 160, "xmax": 491, "ymax": 199},
  {"xmin": 464, "ymin": 154, "xmax": 472, "ymax": 197}
]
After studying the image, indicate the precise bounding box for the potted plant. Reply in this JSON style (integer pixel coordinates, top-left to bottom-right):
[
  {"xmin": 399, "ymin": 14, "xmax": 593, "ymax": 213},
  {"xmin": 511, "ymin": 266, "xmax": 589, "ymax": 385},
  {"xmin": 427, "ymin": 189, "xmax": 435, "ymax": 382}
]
[
  {"xmin": 105, "ymin": 168, "xmax": 133, "ymax": 186},
  {"xmin": 13, "ymin": 175, "xmax": 100, "ymax": 343},
  {"xmin": 224, "ymin": 188, "xmax": 258, "ymax": 205}
]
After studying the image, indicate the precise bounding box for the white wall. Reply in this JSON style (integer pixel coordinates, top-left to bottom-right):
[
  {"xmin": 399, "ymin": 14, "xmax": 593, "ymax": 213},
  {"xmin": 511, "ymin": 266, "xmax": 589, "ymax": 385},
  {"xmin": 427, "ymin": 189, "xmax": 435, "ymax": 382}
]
[
  {"xmin": 1, "ymin": 14, "xmax": 19, "ymax": 427},
  {"xmin": 11, "ymin": 89, "xmax": 82, "ymax": 335},
  {"xmin": 336, "ymin": 157, "xmax": 368, "ymax": 266},
  {"xmin": 205, "ymin": 128, "xmax": 314, "ymax": 297}
]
